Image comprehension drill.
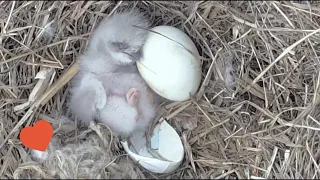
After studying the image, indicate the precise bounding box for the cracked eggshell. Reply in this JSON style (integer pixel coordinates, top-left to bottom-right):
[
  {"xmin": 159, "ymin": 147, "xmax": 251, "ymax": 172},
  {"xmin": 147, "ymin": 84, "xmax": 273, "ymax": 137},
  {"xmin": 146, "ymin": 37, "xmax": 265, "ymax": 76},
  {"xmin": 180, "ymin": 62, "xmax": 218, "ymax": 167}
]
[
  {"xmin": 121, "ymin": 118, "xmax": 184, "ymax": 174},
  {"xmin": 137, "ymin": 25, "xmax": 202, "ymax": 102}
]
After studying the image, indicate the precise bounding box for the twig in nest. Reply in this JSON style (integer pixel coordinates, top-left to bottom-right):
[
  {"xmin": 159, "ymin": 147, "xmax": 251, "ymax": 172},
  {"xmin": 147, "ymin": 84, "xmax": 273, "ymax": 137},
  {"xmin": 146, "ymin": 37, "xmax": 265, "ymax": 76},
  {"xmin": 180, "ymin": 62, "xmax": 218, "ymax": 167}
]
[{"xmin": 0, "ymin": 60, "xmax": 21, "ymax": 74}]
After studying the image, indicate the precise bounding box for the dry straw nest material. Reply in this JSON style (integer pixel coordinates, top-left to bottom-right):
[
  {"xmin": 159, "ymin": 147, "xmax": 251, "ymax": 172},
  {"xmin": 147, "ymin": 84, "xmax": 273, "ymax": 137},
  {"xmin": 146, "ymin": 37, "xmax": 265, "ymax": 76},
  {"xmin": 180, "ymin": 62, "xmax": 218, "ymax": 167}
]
[{"xmin": 1, "ymin": 1, "xmax": 320, "ymax": 179}]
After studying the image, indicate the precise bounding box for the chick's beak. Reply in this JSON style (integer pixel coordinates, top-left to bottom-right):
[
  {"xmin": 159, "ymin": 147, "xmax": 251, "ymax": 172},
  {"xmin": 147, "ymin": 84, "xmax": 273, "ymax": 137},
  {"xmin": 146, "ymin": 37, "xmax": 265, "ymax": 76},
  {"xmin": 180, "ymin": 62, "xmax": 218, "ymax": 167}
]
[{"xmin": 128, "ymin": 50, "xmax": 142, "ymax": 62}]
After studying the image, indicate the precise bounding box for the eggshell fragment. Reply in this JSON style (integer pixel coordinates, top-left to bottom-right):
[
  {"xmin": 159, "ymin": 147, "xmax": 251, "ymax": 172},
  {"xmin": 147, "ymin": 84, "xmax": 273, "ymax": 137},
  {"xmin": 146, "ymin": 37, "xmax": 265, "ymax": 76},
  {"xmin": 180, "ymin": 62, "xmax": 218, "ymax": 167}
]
[{"xmin": 121, "ymin": 118, "xmax": 184, "ymax": 174}]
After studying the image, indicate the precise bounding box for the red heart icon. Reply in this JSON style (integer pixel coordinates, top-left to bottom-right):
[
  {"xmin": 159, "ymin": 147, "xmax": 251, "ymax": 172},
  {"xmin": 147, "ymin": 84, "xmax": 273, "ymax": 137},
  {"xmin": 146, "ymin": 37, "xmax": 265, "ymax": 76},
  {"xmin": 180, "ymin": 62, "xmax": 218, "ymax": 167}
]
[{"xmin": 20, "ymin": 120, "xmax": 53, "ymax": 152}]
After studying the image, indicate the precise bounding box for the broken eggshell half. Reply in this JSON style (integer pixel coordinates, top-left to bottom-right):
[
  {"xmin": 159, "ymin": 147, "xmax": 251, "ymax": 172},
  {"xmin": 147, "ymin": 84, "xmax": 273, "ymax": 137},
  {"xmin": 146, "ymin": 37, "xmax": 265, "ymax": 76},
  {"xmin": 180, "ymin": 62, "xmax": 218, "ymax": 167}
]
[{"xmin": 121, "ymin": 117, "xmax": 184, "ymax": 174}]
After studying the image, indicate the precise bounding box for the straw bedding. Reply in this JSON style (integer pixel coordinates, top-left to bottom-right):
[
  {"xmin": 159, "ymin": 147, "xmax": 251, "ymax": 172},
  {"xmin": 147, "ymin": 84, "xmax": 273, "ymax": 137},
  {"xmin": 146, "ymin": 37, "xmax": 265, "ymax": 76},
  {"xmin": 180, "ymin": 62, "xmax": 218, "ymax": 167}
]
[{"xmin": 1, "ymin": 1, "xmax": 320, "ymax": 179}]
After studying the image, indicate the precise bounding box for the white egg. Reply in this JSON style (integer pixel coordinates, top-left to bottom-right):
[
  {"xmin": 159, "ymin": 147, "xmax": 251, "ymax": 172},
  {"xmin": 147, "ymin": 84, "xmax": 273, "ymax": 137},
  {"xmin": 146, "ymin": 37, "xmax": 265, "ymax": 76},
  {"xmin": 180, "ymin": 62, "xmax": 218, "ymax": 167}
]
[{"xmin": 137, "ymin": 25, "xmax": 202, "ymax": 102}]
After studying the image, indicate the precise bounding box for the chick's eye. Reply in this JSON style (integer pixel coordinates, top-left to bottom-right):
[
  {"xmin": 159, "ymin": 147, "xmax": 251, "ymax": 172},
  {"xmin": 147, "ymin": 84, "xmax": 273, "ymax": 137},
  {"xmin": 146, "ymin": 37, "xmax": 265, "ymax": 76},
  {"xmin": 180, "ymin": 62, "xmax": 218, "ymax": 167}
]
[{"xmin": 111, "ymin": 42, "xmax": 129, "ymax": 51}]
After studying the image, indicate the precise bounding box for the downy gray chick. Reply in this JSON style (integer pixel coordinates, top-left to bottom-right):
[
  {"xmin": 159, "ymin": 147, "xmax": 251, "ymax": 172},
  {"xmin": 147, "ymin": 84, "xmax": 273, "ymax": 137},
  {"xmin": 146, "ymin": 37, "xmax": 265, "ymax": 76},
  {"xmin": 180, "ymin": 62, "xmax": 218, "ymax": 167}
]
[{"xmin": 69, "ymin": 11, "xmax": 156, "ymax": 136}]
